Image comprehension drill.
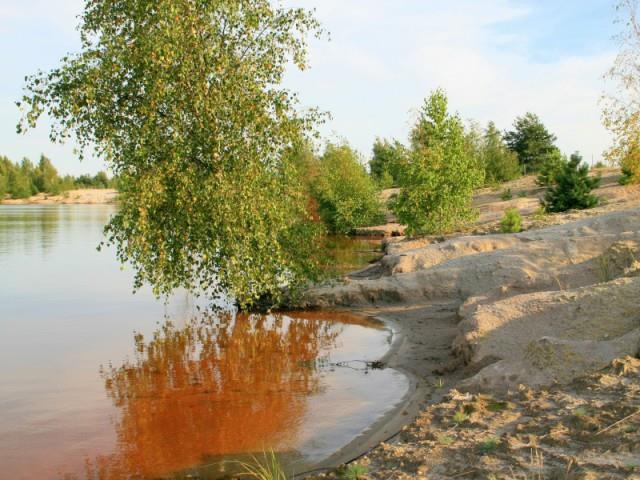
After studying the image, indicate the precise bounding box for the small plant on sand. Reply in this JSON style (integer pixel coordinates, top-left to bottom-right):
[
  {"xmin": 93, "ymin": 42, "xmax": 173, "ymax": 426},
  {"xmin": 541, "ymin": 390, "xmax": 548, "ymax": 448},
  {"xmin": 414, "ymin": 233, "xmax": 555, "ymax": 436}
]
[
  {"xmin": 533, "ymin": 205, "xmax": 547, "ymax": 222},
  {"xmin": 452, "ymin": 410, "xmax": 470, "ymax": 425},
  {"xmin": 500, "ymin": 208, "xmax": 522, "ymax": 233},
  {"xmin": 501, "ymin": 188, "xmax": 513, "ymax": 201},
  {"xmin": 337, "ymin": 463, "xmax": 368, "ymax": 480},
  {"xmin": 437, "ymin": 434, "xmax": 455, "ymax": 446},
  {"xmin": 487, "ymin": 400, "xmax": 509, "ymax": 413},
  {"xmin": 235, "ymin": 450, "xmax": 288, "ymax": 480},
  {"xmin": 597, "ymin": 255, "xmax": 613, "ymax": 283},
  {"xmin": 573, "ymin": 406, "xmax": 588, "ymax": 418},
  {"xmin": 518, "ymin": 190, "xmax": 528, "ymax": 198},
  {"xmin": 478, "ymin": 436, "xmax": 501, "ymax": 455}
]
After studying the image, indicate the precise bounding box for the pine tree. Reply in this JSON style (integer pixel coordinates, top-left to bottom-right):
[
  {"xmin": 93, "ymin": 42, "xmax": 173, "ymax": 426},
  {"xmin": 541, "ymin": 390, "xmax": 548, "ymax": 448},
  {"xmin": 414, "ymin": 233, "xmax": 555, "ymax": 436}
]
[
  {"xmin": 505, "ymin": 113, "xmax": 558, "ymax": 173},
  {"xmin": 536, "ymin": 149, "xmax": 567, "ymax": 187},
  {"xmin": 543, "ymin": 153, "xmax": 600, "ymax": 212}
]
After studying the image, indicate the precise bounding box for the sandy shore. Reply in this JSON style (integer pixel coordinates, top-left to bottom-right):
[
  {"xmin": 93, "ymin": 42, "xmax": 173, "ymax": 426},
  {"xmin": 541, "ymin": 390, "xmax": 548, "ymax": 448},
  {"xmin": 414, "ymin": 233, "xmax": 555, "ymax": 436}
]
[
  {"xmin": 305, "ymin": 170, "xmax": 640, "ymax": 479},
  {"xmin": 1, "ymin": 188, "xmax": 117, "ymax": 205}
]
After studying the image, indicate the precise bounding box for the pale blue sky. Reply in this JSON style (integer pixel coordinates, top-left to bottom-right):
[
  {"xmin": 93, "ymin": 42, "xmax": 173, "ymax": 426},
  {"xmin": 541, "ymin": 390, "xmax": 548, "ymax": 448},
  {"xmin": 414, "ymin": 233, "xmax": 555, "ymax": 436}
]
[{"xmin": 0, "ymin": 0, "xmax": 619, "ymax": 175}]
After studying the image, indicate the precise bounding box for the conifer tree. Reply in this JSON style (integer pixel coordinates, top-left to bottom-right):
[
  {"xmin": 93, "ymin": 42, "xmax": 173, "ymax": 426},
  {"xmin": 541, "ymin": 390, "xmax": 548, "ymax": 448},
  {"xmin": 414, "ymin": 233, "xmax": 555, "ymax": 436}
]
[{"xmin": 543, "ymin": 153, "xmax": 600, "ymax": 212}]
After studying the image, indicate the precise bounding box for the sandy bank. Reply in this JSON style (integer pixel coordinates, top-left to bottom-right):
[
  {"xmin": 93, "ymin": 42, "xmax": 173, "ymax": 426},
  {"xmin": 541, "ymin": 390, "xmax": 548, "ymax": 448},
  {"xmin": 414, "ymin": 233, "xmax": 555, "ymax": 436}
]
[
  {"xmin": 304, "ymin": 175, "xmax": 640, "ymax": 479},
  {"xmin": 1, "ymin": 188, "xmax": 117, "ymax": 205}
]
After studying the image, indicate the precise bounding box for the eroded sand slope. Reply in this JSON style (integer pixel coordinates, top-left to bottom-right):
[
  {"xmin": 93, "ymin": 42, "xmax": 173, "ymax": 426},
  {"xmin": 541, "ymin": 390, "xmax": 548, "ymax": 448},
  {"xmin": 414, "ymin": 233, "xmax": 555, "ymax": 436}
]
[{"xmin": 305, "ymin": 186, "xmax": 640, "ymax": 392}]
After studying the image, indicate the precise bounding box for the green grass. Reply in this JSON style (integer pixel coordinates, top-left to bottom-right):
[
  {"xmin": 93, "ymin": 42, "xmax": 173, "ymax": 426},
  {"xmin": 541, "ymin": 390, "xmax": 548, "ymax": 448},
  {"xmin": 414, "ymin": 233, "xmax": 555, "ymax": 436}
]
[
  {"xmin": 478, "ymin": 436, "xmax": 501, "ymax": 455},
  {"xmin": 533, "ymin": 205, "xmax": 547, "ymax": 221},
  {"xmin": 501, "ymin": 188, "xmax": 513, "ymax": 201},
  {"xmin": 452, "ymin": 410, "xmax": 470, "ymax": 425},
  {"xmin": 437, "ymin": 434, "xmax": 455, "ymax": 446},
  {"xmin": 597, "ymin": 255, "xmax": 613, "ymax": 283},
  {"xmin": 487, "ymin": 401, "xmax": 509, "ymax": 412},
  {"xmin": 573, "ymin": 407, "xmax": 588, "ymax": 418},
  {"xmin": 337, "ymin": 463, "xmax": 368, "ymax": 480},
  {"xmin": 234, "ymin": 450, "xmax": 288, "ymax": 480}
]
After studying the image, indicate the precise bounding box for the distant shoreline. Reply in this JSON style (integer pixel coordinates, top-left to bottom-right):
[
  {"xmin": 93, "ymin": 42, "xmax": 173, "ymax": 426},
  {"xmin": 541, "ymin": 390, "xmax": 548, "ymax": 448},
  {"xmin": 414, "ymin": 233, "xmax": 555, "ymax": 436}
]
[{"xmin": 0, "ymin": 188, "xmax": 117, "ymax": 205}]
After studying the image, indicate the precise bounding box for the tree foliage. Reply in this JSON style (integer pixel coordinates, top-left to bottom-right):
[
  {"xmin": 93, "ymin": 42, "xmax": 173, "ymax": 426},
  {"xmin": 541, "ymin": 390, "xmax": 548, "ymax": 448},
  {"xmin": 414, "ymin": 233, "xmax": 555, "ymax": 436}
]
[
  {"xmin": 369, "ymin": 138, "xmax": 409, "ymax": 187},
  {"xmin": 33, "ymin": 155, "xmax": 59, "ymax": 194},
  {"xmin": 481, "ymin": 122, "xmax": 520, "ymax": 184},
  {"xmin": 543, "ymin": 152, "xmax": 600, "ymax": 212},
  {"xmin": 394, "ymin": 89, "xmax": 484, "ymax": 235},
  {"xmin": 18, "ymin": 0, "xmax": 325, "ymax": 310},
  {"xmin": 603, "ymin": 0, "xmax": 640, "ymax": 184},
  {"xmin": 505, "ymin": 113, "xmax": 559, "ymax": 173},
  {"xmin": 312, "ymin": 143, "xmax": 384, "ymax": 234},
  {"xmin": 536, "ymin": 149, "xmax": 567, "ymax": 187}
]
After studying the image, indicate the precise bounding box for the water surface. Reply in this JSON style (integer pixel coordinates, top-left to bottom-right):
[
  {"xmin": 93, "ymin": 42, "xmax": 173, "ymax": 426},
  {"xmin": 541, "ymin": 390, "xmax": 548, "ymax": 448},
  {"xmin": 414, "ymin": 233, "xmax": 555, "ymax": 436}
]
[{"xmin": 0, "ymin": 205, "xmax": 408, "ymax": 480}]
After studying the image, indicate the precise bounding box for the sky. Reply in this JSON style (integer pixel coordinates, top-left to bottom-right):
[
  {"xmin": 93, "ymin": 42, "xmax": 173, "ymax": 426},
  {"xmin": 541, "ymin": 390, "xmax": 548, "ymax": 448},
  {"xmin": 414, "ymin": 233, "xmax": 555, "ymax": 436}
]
[{"xmin": 0, "ymin": 0, "xmax": 620, "ymax": 175}]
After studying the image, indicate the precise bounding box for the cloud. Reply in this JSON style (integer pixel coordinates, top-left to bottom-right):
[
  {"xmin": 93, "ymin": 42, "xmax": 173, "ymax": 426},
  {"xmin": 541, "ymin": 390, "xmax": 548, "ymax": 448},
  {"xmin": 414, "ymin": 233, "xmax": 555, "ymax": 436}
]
[{"xmin": 285, "ymin": 0, "xmax": 615, "ymax": 162}]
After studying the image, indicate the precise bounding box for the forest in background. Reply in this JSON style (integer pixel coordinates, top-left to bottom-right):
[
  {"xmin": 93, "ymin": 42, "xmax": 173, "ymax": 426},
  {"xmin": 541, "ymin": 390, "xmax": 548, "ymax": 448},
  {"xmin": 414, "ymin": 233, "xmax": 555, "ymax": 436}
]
[{"xmin": 0, "ymin": 154, "xmax": 116, "ymax": 199}]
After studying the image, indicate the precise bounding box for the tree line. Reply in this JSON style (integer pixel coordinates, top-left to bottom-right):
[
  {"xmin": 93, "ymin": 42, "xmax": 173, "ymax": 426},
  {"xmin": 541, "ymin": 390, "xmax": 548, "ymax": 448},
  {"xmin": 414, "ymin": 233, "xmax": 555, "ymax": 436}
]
[
  {"xmin": 294, "ymin": 89, "xmax": 595, "ymax": 237},
  {"xmin": 0, "ymin": 154, "xmax": 116, "ymax": 199}
]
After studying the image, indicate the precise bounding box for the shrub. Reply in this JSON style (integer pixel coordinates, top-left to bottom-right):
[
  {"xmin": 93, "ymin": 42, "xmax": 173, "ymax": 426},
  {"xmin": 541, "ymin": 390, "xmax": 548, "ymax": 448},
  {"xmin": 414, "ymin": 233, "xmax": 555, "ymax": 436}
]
[
  {"xmin": 394, "ymin": 89, "xmax": 484, "ymax": 235},
  {"xmin": 500, "ymin": 188, "xmax": 513, "ymax": 201},
  {"xmin": 536, "ymin": 149, "xmax": 567, "ymax": 187},
  {"xmin": 482, "ymin": 121, "xmax": 520, "ymax": 184},
  {"xmin": 619, "ymin": 162, "xmax": 639, "ymax": 185},
  {"xmin": 377, "ymin": 170, "xmax": 394, "ymax": 189},
  {"xmin": 312, "ymin": 143, "xmax": 384, "ymax": 234},
  {"xmin": 619, "ymin": 145, "xmax": 640, "ymax": 184},
  {"xmin": 369, "ymin": 138, "xmax": 409, "ymax": 187},
  {"xmin": 500, "ymin": 208, "xmax": 522, "ymax": 233},
  {"xmin": 543, "ymin": 153, "xmax": 600, "ymax": 212}
]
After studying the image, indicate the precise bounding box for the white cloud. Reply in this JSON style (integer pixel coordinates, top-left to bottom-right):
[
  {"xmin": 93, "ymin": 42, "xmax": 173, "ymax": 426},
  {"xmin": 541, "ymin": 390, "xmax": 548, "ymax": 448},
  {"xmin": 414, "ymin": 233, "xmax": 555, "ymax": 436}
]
[
  {"xmin": 285, "ymin": 0, "xmax": 614, "ymax": 162},
  {"xmin": 0, "ymin": 0, "xmax": 616, "ymax": 172}
]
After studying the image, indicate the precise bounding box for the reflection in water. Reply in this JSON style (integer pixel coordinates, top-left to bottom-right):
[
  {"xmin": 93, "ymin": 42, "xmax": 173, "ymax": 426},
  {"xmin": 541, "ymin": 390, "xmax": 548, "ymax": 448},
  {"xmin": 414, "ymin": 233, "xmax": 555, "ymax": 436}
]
[
  {"xmin": 78, "ymin": 312, "xmax": 387, "ymax": 479},
  {"xmin": 0, "ymin": 206, "xmax": 408, "ymax": 480},
  {"xmin": 322, "ymin": 236, "xmax": 382, "ymax": 276}
]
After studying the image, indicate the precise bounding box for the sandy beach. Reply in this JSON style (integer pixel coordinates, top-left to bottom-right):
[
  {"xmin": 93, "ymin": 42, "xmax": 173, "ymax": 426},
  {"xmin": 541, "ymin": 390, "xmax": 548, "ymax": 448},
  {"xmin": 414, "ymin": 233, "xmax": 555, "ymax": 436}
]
[
  {"xmin": 304, "ymin": 170, "xmax": 640, "ymax": 479},
  {"xmin": 1, "ymin": 188, "xmax": 117, "ymax": 205}
]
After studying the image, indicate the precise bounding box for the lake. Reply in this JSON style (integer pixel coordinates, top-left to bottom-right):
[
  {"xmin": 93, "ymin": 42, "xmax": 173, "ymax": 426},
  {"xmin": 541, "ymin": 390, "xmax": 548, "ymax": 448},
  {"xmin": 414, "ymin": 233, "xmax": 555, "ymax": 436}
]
[{"xmin": 0, "ymin": 205, "xmax": 409, "ymax": 480}]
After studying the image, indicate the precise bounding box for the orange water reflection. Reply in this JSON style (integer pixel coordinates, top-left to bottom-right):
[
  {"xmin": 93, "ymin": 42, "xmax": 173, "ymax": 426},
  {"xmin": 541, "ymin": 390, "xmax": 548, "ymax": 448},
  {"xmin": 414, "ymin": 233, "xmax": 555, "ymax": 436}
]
[{"xmin": 73, "ymin": 311, "xmax": 384, "ymax": 479}]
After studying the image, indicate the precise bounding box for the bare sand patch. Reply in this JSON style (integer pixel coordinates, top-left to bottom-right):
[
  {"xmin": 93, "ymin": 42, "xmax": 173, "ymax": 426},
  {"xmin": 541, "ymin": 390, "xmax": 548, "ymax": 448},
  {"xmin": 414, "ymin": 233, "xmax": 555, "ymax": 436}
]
[
  {"xmin": 1, "ymin": 188, "xmax": 117, "ymax": 205},
  {"xmin": 304, "ymin": 176, "xmax": 640, "ymax": 478}
]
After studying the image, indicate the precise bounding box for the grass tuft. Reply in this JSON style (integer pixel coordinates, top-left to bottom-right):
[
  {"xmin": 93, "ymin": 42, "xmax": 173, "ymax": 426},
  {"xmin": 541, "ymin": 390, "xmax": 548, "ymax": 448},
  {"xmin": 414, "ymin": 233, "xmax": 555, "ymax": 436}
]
[
  {"xmin": 337, "ymin": 463, "xmax": 368, "ymax": 480},
  {"xmin": 478, "ymin": 436, "xmax": 501, "ymax": 455},
  {"xmin": 452, "ymin": 410, "xmax": 470, "ymax": 425},
  {"xmin": 234, "ymin": 450, "xmax": 288, "ymax": 480}
]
